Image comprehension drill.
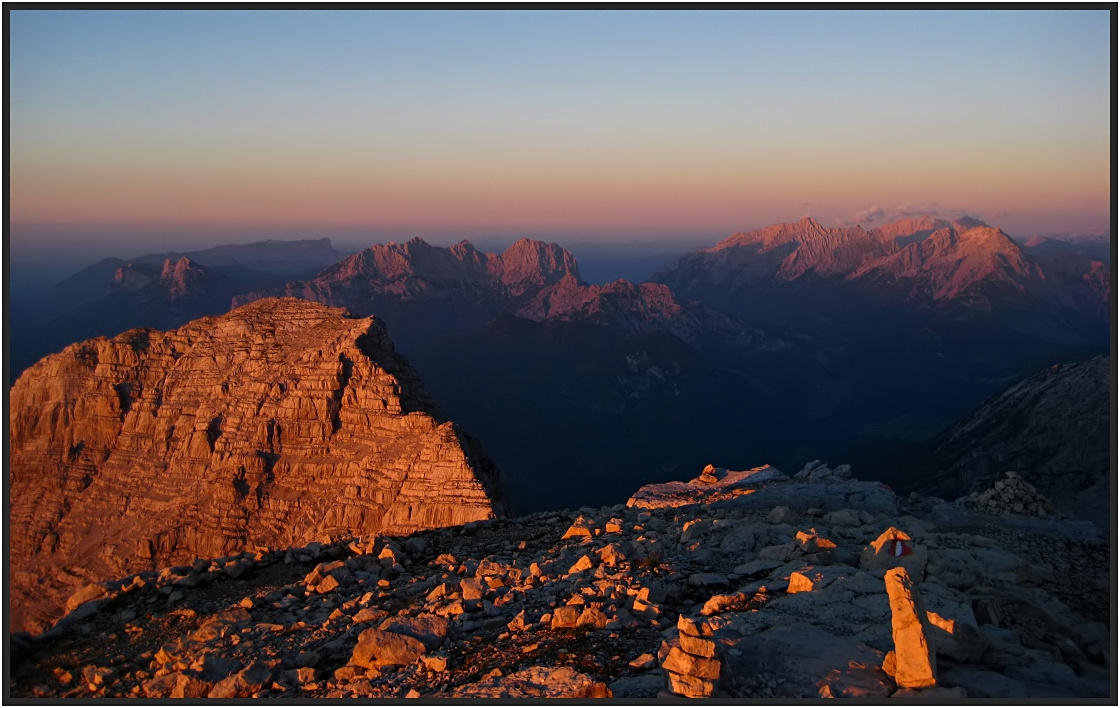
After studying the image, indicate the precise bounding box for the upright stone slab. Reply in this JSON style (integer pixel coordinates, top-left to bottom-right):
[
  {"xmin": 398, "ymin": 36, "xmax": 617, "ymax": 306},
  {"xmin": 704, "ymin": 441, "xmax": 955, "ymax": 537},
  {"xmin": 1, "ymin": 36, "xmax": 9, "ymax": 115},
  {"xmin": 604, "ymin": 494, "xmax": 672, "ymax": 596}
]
[{"xmin": 884, "ymin": 567, "xmax": 937, "ymax": 689}]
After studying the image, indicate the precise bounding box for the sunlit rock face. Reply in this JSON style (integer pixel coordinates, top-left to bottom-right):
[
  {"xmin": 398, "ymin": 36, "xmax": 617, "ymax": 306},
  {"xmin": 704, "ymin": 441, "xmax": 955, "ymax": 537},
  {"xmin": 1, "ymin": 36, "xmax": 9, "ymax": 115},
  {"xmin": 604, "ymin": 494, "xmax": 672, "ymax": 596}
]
[{"xmin": 9, "ymin": 298, "xmax": 506, "ymax": 634}]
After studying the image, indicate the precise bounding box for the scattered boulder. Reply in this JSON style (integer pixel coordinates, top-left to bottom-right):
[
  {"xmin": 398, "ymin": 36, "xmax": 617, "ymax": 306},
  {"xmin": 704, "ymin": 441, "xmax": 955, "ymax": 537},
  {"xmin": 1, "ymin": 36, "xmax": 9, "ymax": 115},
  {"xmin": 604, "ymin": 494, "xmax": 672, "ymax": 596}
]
[
  {"xmin": 421, "ymin": 653, "xmax": 449, "ymax": 672},
  {"xmin": 701, "ymin": 591, "xmax": 751, "ymax": 616},
  {"xmin": 350, "ymin": 629, "xmax": 426, "ymax": 669},
  {"xmin": 170, "ymin": 673, "xmax": 212, "ymax": 699},
  {"xmin": 795, "ymin": 529, "xmax": 837, "ymax": 553},
  {"xmin": 550, "ymin": 606, "xmax": 581, "ymax": 629},
  {"xmin": 378, "ymin": 613, "xmax": 450, "ymax": 651},
  {"xmin": 567, "ymin": 555, "xmax": 595, "ymax": 576},
  {"xmin": 596, "ymin": 543, "xmax": 626, "ymax": 567},
  {"xmin": 767, "ymin": 506, "xmax": 797, "ymax": 524},
  {"xmin": 561, "ymin": 516, "xmax": 598, "ymax": 540},
  {"xmin": 207, "ymin": 660, "xmax": 272, "ymax": 699},
  {"xmin": 861, "ymin": 527, "xmax": 927, "ymax": 580},
  {"xmin": 577, "ymin": 606, "xmax": 609, "ymax": 629},
  {"xmin": 460, "ymin": 578, "xmax": 484, "ymax": 602}
]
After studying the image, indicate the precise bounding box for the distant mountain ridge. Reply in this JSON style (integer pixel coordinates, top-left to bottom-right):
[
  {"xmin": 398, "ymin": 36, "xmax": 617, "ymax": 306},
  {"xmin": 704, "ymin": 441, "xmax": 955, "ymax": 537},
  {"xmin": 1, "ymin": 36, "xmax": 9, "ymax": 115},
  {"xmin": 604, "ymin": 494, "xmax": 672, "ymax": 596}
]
[
  {"xmin": 40, "ymin": 238, "xmax": 343, "ymax": 319},
  {"xmin": 236, "ymin": 237, "xmax": 773, "ymax": 354},
  {"xmin": 656, "ymin": 215, "xmax": 1107, "ymax": 320}
]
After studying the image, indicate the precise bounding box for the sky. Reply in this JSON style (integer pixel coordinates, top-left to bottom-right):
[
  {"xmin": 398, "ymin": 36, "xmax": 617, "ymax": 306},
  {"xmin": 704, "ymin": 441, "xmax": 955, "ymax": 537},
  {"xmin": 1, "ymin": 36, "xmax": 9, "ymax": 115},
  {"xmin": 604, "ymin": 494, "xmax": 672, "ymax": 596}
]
[{"xmin": 8, "ymin": 9, "xmax": 1113, "ymax": 260}]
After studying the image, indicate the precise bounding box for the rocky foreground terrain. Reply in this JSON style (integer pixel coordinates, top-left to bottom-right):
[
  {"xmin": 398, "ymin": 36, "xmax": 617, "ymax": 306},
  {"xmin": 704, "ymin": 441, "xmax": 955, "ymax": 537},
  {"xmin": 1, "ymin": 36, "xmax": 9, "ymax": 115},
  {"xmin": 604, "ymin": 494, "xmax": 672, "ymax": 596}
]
[{"xmin": 9, "ymin": 462, "xmax": 1110, "ymax": 700}]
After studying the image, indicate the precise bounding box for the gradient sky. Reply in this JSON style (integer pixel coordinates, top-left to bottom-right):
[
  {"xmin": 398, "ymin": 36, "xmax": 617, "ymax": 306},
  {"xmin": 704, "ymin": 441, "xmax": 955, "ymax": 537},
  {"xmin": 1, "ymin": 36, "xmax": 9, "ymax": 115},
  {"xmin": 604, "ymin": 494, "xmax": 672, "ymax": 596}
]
[{"xmin": 9, "ymin": 9, "xmax": 1112, "ymax": 257}]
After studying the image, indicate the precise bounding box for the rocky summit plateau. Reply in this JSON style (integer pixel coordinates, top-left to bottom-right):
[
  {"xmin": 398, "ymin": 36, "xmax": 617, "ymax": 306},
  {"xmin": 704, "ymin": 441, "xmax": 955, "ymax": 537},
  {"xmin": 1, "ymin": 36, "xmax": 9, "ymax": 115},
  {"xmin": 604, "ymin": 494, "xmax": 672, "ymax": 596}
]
[
  {"xmin": 8, "ymin": 298, "xmax": 507, "ymax": 635},
  {"xmin": 8, "ymin": 461, "xmax": 1110, "ymax": 700}
]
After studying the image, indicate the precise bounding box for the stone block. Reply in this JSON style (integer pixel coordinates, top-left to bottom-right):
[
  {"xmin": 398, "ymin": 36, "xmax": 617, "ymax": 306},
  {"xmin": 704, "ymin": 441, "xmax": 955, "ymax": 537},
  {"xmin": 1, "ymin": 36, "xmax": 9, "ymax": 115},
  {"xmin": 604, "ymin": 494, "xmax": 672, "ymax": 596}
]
[
  {"xmin": 666, "ymin": 670, "xmax": 716, "ymax": 698},
  {"xmin": 350, "ymin": 629, "xmax": 426, "ymax": 669},
  {"xmin": 884, "ymin": 568, "xmax": 937, "ymax": 689},
  {"xmin": 662, "ymin": 647, "xmax": 720, "ymax": 679},
  {"xmin": 679, "ymin": 633, "xmax": 718, "ymax": 658}
]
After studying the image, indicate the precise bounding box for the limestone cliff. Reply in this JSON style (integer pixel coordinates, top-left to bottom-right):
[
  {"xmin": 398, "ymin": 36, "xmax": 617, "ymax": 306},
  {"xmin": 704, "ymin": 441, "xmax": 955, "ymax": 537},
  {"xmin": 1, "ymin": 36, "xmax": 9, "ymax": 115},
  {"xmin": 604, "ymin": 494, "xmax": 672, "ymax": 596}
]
[{"xmin": 9, "ymin": 298, "xmax": 507, "ymax": 634}]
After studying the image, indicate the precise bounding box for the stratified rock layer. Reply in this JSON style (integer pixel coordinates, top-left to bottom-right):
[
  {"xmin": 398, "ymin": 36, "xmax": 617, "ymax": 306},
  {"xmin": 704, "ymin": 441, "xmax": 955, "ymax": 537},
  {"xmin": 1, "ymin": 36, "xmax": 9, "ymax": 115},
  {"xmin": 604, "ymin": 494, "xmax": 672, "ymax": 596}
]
[{"xmin": 9, "ymin": 298, "xmax": 506, "ymax": 634}]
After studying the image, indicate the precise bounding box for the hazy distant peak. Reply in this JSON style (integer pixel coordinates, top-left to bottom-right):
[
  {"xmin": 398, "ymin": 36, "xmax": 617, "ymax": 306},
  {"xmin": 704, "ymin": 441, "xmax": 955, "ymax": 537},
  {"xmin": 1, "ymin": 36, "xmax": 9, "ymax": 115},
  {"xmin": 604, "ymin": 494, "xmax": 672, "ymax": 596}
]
[
  {"xmin": 711, "ymin": 216, "xmax": 861, "ymax": 251},
  {"xmin": 159, "ymin": 255, "xmax": 199, "ymax": 278},
  {"xmin": 157, "ymin": 256, "xmax": 220, "ymax": 300},
  {"xmin": 952, "ymin": 215, "xmax": 988, "ymax": 231},
  {"xmin": 391, "ymin": 236, "xmax": 438, "ymax": 254}
]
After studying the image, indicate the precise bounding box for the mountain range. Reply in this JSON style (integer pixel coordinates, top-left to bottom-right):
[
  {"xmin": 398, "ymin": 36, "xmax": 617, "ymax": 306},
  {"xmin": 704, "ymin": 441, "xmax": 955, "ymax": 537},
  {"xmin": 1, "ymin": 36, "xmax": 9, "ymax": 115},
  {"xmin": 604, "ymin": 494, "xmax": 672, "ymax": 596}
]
[
  {"xmin": 655, "ymin": 216, "xmax": 1107, "ymax": 317},
  {"xmin": 9, "ymin": 216, "xmax": 1111, "ymax": 514},
  {"xmin": 233, "ymin": 237, "xmax": 772, "ymax": 354}
]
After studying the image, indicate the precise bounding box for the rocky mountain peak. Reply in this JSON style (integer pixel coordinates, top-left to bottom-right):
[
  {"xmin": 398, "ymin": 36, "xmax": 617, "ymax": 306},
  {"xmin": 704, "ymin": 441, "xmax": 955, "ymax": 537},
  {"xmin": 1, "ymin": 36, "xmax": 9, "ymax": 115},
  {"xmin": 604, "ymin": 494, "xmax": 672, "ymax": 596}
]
[
  {"xmin": 516, "ymin": 277, "xmax": 685, "ymax": 326},
  {"xmin": 494, "ymin": 238, "xmax": 582, "ymax": 295},
  {"xmin": 158, "ymin": 256, "xmax": 212, "ymax": 299},
  {"xmin": 711, "ymin": 216, "xmax": 840, "ymax": 252},
  {"xmin": 9, "ymin": 298, "xmax": 506, "ymax": 634},
  {"xmin": 952, "ymin": 216, "xmax": 989, "ymax": 231},
  {"xmin": 796, "ymin": 215, "xmax": 826, "ymax": 231},
  {"xmin": 851, "ymin": 222, "xmax": 1034, "ymax": 301}
]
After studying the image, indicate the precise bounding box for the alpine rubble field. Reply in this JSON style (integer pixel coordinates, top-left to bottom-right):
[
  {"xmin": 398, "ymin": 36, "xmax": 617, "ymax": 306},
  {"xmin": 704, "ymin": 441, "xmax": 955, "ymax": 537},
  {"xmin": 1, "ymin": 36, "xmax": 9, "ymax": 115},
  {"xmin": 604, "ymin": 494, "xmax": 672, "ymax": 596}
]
[{"xmin": 8, "ymin": 462, "xmax": 1110, "ymax": 699}]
